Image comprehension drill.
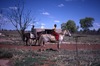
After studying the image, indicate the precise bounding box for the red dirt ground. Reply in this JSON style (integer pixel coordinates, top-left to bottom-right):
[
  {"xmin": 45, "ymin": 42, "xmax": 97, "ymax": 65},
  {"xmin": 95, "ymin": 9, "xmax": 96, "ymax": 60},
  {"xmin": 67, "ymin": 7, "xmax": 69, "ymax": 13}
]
[{"xmin": 0, "ymin": 43, "xmax": 100, "ymax": 50}]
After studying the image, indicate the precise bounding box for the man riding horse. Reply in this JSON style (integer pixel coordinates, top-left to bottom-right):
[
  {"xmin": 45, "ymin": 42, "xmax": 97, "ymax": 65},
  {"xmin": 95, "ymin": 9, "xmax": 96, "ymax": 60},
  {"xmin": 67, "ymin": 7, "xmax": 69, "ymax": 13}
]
[
  {"xmin": 23, "ymin": 25, "xmax": 38, "ymax": 46},
  {"xmin": 52, "ymin": 24, "xmax": 59, "ymax": 41},
  {"xmin": 23, "ymin": 24, "xmax": 71, "ymax": 48},
  {"xmin": 31, "ymin": 25, "xmax": 37, "ymax": 39}
]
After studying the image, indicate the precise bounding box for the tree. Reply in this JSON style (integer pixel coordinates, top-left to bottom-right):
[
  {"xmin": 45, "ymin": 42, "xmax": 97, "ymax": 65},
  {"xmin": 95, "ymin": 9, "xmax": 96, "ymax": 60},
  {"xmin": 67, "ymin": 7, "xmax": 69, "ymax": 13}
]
[
  {"xmin": 61, "ymin": 23, "xmax": 67, "ymax": 31},
  {"xmin": 66, "ymin": 20, "xmax": 77, "ymax": 33},
  {"xmin": 97, "ymin": 28, "xmax": 100, "ymax": 34},
  {"xmin": 76, "ymin": 26, "xmax": 79, "ymax": 31},
  {"xmin": 79, "ymin": 17, "xmax": 94, "ymax": 31},
  {"xmin": 7, "ymin": 1, "xmax": 35, "ymax": 40},
  {"xmin": 0, "ymin": 10, "xmax": 6, "ymax": 30}
]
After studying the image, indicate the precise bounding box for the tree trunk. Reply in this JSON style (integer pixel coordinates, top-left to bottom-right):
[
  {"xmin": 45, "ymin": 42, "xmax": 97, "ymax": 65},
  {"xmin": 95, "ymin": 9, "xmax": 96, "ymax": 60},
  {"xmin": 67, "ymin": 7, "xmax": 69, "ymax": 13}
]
[{"xmin": 19, "ymin": 29, "xmax": 25, "ymax": 42}]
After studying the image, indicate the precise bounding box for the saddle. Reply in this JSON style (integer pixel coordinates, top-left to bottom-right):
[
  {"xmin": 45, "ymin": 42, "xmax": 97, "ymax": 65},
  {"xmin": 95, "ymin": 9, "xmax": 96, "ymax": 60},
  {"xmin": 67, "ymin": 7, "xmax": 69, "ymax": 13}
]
[
  {"xmin": 44, "ymin": 34, "xmax": 56, "ymax": 42},
  {"xmin": 49, "ymin": 35, "xmax": 56, "ymax": 41}
]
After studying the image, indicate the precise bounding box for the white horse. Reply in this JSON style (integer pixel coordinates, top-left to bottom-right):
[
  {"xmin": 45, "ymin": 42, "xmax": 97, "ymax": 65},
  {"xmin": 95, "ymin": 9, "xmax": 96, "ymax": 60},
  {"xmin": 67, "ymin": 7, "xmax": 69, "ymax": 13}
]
[{"xmin": 38, "ymin": 30, "xmax": 71, "ymax": 49}]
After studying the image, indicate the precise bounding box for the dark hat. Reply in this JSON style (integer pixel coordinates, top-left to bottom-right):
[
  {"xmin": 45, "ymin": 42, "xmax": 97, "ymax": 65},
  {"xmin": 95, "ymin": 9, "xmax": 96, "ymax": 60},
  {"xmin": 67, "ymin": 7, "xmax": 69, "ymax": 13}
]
[{"xmin": 54, "ymin": 24, "xmax": 57, "ymax": 27}]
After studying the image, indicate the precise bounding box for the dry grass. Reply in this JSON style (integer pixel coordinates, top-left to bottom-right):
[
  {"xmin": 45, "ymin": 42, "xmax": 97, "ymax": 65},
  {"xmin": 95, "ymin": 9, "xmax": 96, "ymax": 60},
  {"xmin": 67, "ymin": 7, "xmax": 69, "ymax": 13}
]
[
  {"xmin": 0, "ymin": 48, "xmax": 100, "ymax": 66},
  {"xmin": 64, "ymin": 34, "xmax": 100, "ymax": 44}
]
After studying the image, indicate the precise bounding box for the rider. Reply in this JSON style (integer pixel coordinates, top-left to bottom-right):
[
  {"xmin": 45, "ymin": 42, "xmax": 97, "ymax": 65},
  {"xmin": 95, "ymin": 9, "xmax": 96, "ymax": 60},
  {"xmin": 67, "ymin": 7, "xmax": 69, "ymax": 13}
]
[
  {"xmin": 52, "ymin": 24, "xmax": 59, "ymax": 41},
  {"xmin": 31, "ymin": 25, "xmax": 37, "ymax": 38}
]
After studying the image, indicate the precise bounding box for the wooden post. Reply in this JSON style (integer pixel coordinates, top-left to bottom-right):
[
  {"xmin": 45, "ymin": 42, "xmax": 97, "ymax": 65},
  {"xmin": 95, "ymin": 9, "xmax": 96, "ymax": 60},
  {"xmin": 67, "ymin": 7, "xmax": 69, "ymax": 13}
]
[
  {"xmin": 73, "ymin": 35, "xmax": 86, "ymax": 66},
  {"xmin": 57, "ymin": 41, "xmax": 60, "ymax": 49}
]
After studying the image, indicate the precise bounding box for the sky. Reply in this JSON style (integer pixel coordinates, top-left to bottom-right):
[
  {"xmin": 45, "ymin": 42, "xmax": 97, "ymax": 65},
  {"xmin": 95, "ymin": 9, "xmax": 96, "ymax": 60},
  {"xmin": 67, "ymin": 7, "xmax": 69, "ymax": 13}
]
[{"xmin": 0, "ymin": 0, "xmax": 100, "ymax": 30}]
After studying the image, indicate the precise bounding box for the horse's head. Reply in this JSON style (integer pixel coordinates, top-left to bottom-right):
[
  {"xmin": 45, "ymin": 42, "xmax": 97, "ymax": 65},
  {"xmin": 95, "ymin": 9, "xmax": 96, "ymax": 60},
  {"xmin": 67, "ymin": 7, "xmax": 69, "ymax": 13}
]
[{"xmin": 62, "ymin": 30, "xmax": 71, "ymax": 37}]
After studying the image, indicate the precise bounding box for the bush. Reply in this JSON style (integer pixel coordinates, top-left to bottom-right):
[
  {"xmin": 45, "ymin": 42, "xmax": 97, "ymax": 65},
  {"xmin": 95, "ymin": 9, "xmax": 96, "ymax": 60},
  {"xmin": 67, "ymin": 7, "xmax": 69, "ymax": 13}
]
[{"xmin": 0, "ymin": 50, "xmax": 13, "ymax": 59}]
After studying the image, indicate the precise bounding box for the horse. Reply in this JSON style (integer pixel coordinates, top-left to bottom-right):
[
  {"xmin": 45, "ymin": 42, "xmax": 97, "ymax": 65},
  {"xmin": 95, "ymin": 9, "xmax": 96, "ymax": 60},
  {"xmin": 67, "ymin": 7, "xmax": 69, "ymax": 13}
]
[
  {"xmin": 38, "ymin": 30, "xmax": 71, "ymax": 49},
  {"xmin": 23, "ymin": 31, "xmax": 44, "ymax": 46}
]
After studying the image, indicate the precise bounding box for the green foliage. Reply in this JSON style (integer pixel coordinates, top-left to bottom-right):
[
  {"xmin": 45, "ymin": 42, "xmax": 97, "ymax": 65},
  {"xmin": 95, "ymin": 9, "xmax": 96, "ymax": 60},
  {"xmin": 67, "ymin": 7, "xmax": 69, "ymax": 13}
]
[
  {"xmin": 61, "ymin": 23, "xmax": 67, "ymax": 31},
  {"xmin": 66, "ymin": 20, "xmax": 77, "ymax": 33},
  {"xmin": 0, "ymin": 50, "xmax": 13, "ymax": 59},
  {"xmin": 15, "ymin": 57, "xmax": 46, "ymax": 66},
  {"xmin": 80, "ymin": 17, "xmax": 94, "ymax": 31},
  {"xmin": 61, "ymin": 20, "xmax": 77, "ymax": 33}
]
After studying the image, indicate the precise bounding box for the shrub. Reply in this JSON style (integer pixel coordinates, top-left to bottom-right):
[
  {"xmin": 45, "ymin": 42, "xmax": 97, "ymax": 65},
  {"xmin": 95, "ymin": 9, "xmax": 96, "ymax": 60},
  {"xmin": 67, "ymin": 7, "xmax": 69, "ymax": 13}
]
[{"xmin": 0, "ymin": 50, "xmax": 13, "ymax": 59}]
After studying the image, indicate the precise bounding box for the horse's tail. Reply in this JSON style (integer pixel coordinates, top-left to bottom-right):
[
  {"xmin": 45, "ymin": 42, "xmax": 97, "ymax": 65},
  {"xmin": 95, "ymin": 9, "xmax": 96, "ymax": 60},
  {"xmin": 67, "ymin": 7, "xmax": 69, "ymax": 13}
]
[{"xmin": 22, "ymin": 34, "xmax": 26, "ymax": 42}]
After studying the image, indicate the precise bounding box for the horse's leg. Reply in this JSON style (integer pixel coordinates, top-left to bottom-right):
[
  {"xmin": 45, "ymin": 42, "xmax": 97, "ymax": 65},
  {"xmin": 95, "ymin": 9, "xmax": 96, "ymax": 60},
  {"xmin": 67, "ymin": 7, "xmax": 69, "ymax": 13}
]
[
  {"xmin": 26, "ymin": 38, "xmax": 28, "ymax": 46},
  {"xmin": 34, "ymin": 38, "xmax": 37, "ymax": 45},
  {"xmin": 57, "ymin": 35, "xmax": 63, "ymax": 49},
  {"xmin": 35, "ymin": 38, "xmax": 38, "ymax": 46},
  {"xmin": 38, "ymin": 35, "xmax": 45, "ymax": 46},
  {"xmin": 26, "ymin": 38, "xmax": 30, "ymax": 46},
  {"xmin": 42, "ymin": 35, "xmax": 50, "ymax": 47},
  {"xmin": 38, "ymin": 35, "xmax": 47, "ymax": 51},
  {"xmin": 38, "ymin": 36, "xmax": 42, "ymax": 46},
  {"xmin": 29, "ymin": 39, "xmax": 32, "ymax": 46},
  {"xmin": 57, "ymin": 39, "xmax": 62, "ymax": 49},
  {"xmin": 43, "ymin": 41, "xmax": 46, "ymax": 47}
]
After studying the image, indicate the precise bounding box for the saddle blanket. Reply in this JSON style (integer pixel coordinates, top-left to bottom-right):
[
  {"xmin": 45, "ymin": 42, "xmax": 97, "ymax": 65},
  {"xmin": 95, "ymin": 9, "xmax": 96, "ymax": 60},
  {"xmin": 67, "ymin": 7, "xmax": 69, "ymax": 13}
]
[{"xmin": 30, "ymin": 33, "xmax": 35, "ymax": 38}]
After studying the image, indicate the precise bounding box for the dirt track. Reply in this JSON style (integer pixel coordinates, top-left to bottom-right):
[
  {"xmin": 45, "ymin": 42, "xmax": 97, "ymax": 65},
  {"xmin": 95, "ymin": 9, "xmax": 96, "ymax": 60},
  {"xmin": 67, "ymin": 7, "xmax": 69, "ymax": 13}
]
[{"xmin": 0, "ymin": 43, "xmax": 100, "ymax": 50}]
